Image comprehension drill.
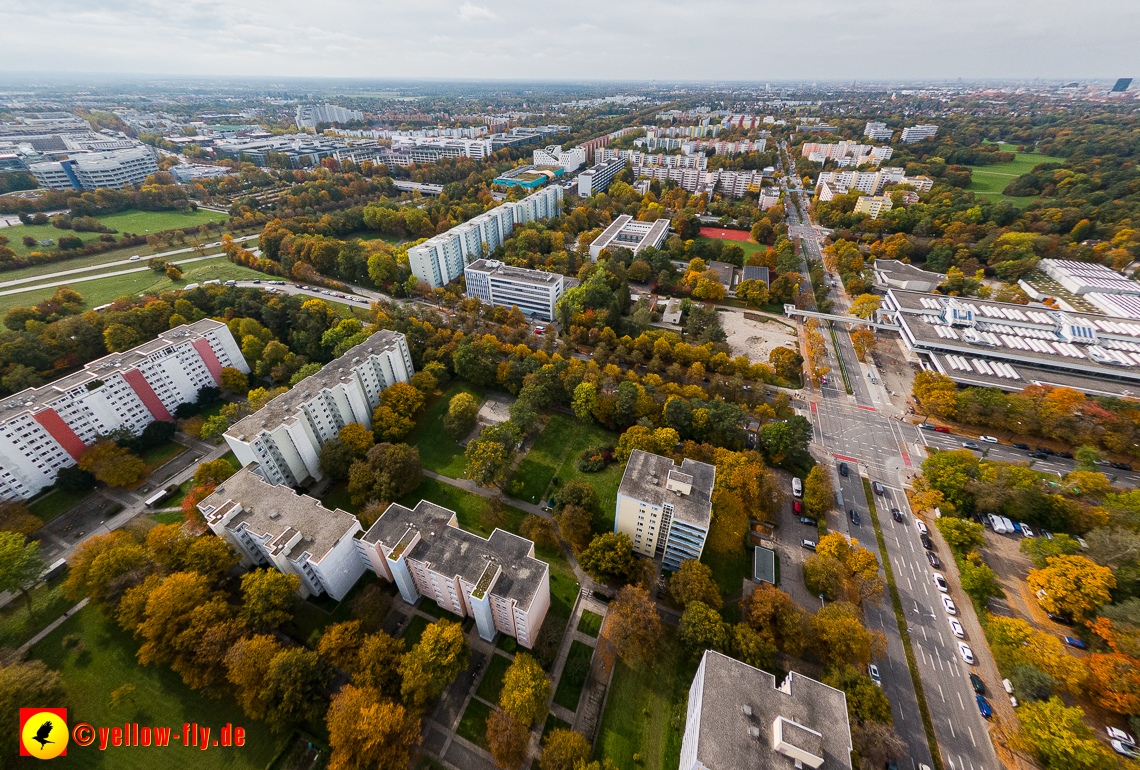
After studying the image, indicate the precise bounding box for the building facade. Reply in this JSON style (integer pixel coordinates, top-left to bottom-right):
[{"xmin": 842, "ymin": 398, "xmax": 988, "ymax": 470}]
[
  {"xmin": 853, "ymin": 194, "xmax": 894, "ymax": 219},
  {"xmin": 28, "ymin": 146, "xmax": 159, "ymax": 191},
  {"xmin": 532, "ymin": 145, "xmax": 585, "ymax": 173},
  {"xmin": 464, "ymin": 259, "xmax": 568, "ymax": 321},
  {"xmin": 901, "ymin": 124, "xmax": 939, "ymax": 143},
  {"xmin": 407, "ymin": 186, "xmax": 563, "ymax": 288},
  {"xmin": 863, "ymin": 122, "xmax": 894, "ymax": 141},
  {"xmin": 578, "ymin": 157, "xmax": 626, "ymax": 197},
  {"xmin": 615, "ymin": 450, "xmax": 716, "ymax": 571},
  {"xmin": 223, "ymin": 331, "xmax": 413, "ymax": 487},
  {"xmin": 359, "ymin": 499, "xmax": 551, "ymax": 648},
  {"xmin": 295, "ymin": 104, "xmax": 365, "ymax": 128},
  {"xmin": 589, "ymin": 215, "xmax": 671, "ymax": 260},
  {"xmin": 0, "ymin": 319, "xmax": 246, "ymax": 500}
]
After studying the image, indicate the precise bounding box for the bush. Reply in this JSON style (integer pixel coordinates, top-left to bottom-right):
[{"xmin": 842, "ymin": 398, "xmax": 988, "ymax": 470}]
[
  {"xmin": 576, "ymin": 444, "xmax": 613, "ymax": 473},
  {"xmin": 563, "ymin": 656, "xmax": 590, "ymax": 686}
]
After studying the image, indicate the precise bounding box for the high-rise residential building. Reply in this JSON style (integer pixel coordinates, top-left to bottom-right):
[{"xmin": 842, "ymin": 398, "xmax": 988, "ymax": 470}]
[
  {"xmin": 295, "ymin": 104, "xmax": 365, "ymax": 128},
  {"xmin": 28, "ymin": 146, "xmax": 159, "ymax": 191},
  {"xmin": 464, "ymin": 259, "xmax": 569, "ymax": 321},
  {"xmin": 901, "ymin": 124, "xmax": 939, "ymax": 143},
  {"xmin": 360, "ymin": 498, "xmax": 551, "ymax": 648},
  {"xmin": 407, "ymin": 186, "xmax": 563, "ymax": 288},
  {"xmin": 577, "ymin": 157, "xmax": 626, "ymax": 197},
  {"xmin": 853, "ymin": 194, "xmax": 894, "ymax": 219},
  {"xmin": 589, "ymin": 215, "xmax": 671, "ymax": 261},
  {"xmin": 532, "ymin": 145, "xmax": 586, "ymax": 173},
  {"xmin": 679, "ymin": 650, "xmax": 853, "ymax": 770},
  {"xmin": 863, "ymin": 121, "xmax": 894, "ymax": 141},
  {"xmin": 615, "ymin": 450, "xmax": 715, "ymax": 570},
  {"xmin": 0, "ymin": 319, "xmax": 247, "ymax": 500},
  {"xmin": 223, "ymin": 331, "xmax": 413, "ymax": 487}
]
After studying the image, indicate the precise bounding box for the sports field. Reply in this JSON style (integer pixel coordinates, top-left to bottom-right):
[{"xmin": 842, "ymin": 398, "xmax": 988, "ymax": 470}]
[
  {"xmin": 693, "ymin": 236, "xmax": 768, "ymax": 259},
  {"xmin": 2, "ymin": 208, "xmax": 227, "ymax": 259},
  {"xmin": 966, "ymin": 150, "xmax": 1064, "ymax": 205},
  {"xmin": 698, "ymin": 226, "xmax": 751, "ymax": 241}
]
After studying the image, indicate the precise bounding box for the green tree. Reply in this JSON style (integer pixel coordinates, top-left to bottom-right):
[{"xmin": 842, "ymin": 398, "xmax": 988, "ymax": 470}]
[
  {"xmin": 679, "ymin": 601, "xmax": 729, "ymax": 657},
  {"xmin": 354, "ymin": 632, "xmax": 405, "ymax": 697},
  {"xmin": 1017, "ymin": 697, "xmax": 1118, "ymax": 770},
  {"xmin": 572, "ymin": 381, "xmax": 597, "ymax": 421},
  {"xmin": 195, "ymin": 458, "xmax": 237, "ymax": 487},
  {"xmin": 0, "ymin": 532, "xmax": 43, "ymax": 615},
  {"xmin": 465, "ymin": 422, "xmax": 519, "ymax": 488},
  {"xmin": 319, "ymin": 438, "xmax": 356, "ymax": 480},
  {"xmin": 539, "ymin": 728, "xmax": 592, "ymax": 770},
  {"xmin": 262, "ymin": 648, "xmax": 332, "ymax": 733},
  {"xmin": 802, "ymin": 466, "xmax": 832, "ymax": 520},
  {"xmin": 1020, "ymin": 534, "xmax": 1081, "ymax": 568},
  {"xmin": 443, "ymin": 392, "xmax": 480, "ymax": 440},
  {"xmin": 499, "ymin": 652, "xmax": 551, "ymax": 727},
  {"xmin": 934, "ymin": 516, "xmax": 986, "ymax": 556},
  {"xmin": 823, "ymin": 665, "xmax": 893, "ymax": 724},
  {"xmin": 554, "ymin": 505, "xmax": 593, "ymax": 553},
  {"xmin": 668, "ymin": 559, "xmax": 722, "ymax": 609},
  {"xmin": 399, "ymin": 619, "xmax": 469, "ymax": 713},
  {"xmin": 803, "ymin": 555, "xmax": 845, "ymax": 601},
  {"xmin": 578, "ymin": 533, "xmax": 636, "ymax": 585},
  {"xmin": 239, "ymin": 570, "xmax": 299, "ymax": 631},
  {"xmin": 728, "ymin": 623, "xmax": 776, "ymax": 671}
]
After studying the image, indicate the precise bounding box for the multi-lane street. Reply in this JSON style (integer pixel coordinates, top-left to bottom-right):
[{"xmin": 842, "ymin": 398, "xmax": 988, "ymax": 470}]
[{"xmin": 778, "ymin": 144, "xmax": 1000, "ymax": 770}]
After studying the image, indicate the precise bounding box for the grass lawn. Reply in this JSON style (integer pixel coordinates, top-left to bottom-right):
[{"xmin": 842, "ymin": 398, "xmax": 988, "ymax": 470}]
[
  {"xmin": 28, "ymin": 605, "xmax": 286, "ymax": 770},
  {"xmin": 475, "ymin": 652, "xmax": 513, "ymax": 703},
  {"xmin": 27, "ymin": 485, "xmax": 94, "ymax": 523},
  {"xmin": 400, "ymin": 615, "xmax": 431, "ymax": 648},
  {"xmin": 0, "ymin": 581, "xmax": 74, "ymax": 648},
  {"xmin": 404, "ymin": 381, "xmax": 485, "ymax": 477},
  {"xmin": 3, "ymin": 209, "xmax": 227, "ymax": 260},
  {"xmin": 140, "ymin": 440, "xmax": 187, "ymax": 470},
  {"xmin": 552, "ymin": 640, "xmax": 595, "ymax": 712},
  {"xmin": 702, "ymin": 546, "xmax": 752, "ymax": 599},
  {"xmin": 594, "ymin": 629, "xmax": 694, "ymax": 770},
  {"xmin": 456, "ymin": 698, "xmax": 494, "ymax": 749},
  {"xmin": 354, "ymin": 231, "xmax": 402, "ymax": 244},
  {"xmin": 541, "ymin": 714, "xmax": 572, "ymax": 743},
  {"xmin": 966, "ymin": 151, "xmax": 1065, "ymax": 206},
  {"xmin": 577, "ymin": 610, "xmax": 603, "ymax": 638},
  {"xmin": 285, "ymin": 572, "xmax": 379, "ymax": 646},
  {"xmin": 0, "ymin": 258, "xmax": 269, "ymax": 315},
  {"xmin": 319, "ymin": 481, "xmax": 358, "ymax": 515},
  {"xmin": 694, "ymin": 236, "xmax": 768, "ymax": 259},
  {"xmin": 149, "ymin": 510, "xmax": 183, "ymax": 525}
]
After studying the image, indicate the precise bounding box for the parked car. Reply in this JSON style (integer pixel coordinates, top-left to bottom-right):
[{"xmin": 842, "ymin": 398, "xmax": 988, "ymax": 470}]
[
  {"xmin": 1028, "ymin": 451, "xmax": 1049, "ymax": 459},
  {"xmin": 920, "ymin": 534, "xmax": 934, "ymax": 550},
  {"xmin": 1037, "ymin": 447, "xmax": 1055, "ymax": 455},
  {"xmin": 934, "ymin": 426, "xmax": 950, "ymax": 433},
  {"xmin": 976, "ymin": 695, "xmax": 992, "ymax": 718},
  {"xmin": 943, "ymin": 595, "xmax": 958, "ymax": 615},
  {"xmin": 891, "ymin": 508, "xmax": 903, "ymax": 523},
  {"xmin": 962, "ymin": 441, "xmax": 980, "ymax": 450},
  {"xmin": 872, "ymin": 481, "xmax": 884, "ymax": 495},
  {"xmin": 799, "ymin": 517, "xmax": 815, "ymax": 525},
  {"xmin": 1020, "ymin": 524, "xmax": 1035, "ymax": 538},
  {"xmin": 915, "ymin": 519, "xmax": 929, "ymax": 535},
  {"xmin": 1111, "ymin": 741, "xmax": 1140, "ymax": 759},
  {"xmin": 1063, "ymin": 636, "xmax": 1088, "ymax": 650},
  {"xmin": 868, "ymin": 664, "xmax": 882, "ymax": 687},
  {"xmin": 933, "ymin": 572, "xmax": 948, "ymax": 592},
  {"xmin": 970, "ymin": 673, "xmax": 986, "ymax": 695},
  {"xmin": 1012, "ymin": 442, "xmax": 1030, "ymax": 450},
  {"xmin": 1107, "ymin": 727, "xmax": 1136, "ymax": 745},
  {"xmin": 918, "ymin": 423, "xmax": 936, "ymax": 430},
  {"xmin": 1112, "ymin": 462, "xmax": 1134, "ymax": 471},
  {"xmin": 849, "ymin": 509, "xmax": 860, "ymax": 525},
  {"xmin": 792, "ymin": 477, "xmax": 803, "ymax": 498},
  {"xmin": 926, "ymin": 552, "xmax": 941, "ymax": 568},
  {"xmin": 958, "ymin": 641, "xmax": 975, "ymax": 663},
  {"xmin": 801, "ymin": 540, "xmax": 817, "ymax": 551},
  {"xmin": 949, "ymin": 618, "xmax": 965, "ymax": 638},
  {"xmin": 1056, "ymin": 451, "xmax": 1074, "ymax": 459},
  {"xmin": 980, "ymin": 435, "xmax": 999, "ymax": 443},
  {"xmin": 792, "ymin": 500, "xmax": 804, "ymax": 514},
  {"xmin": 839, "ymin": 462, "xmax": 849, "ymax": 477}
]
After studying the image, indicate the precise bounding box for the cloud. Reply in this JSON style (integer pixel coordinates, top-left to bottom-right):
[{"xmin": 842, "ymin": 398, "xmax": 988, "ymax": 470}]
[{"xmin": 457, "ymin": 2, "xmax": 496, "ymax": 21}]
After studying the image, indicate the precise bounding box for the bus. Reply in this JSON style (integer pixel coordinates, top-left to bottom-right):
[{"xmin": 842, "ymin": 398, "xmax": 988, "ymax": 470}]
[{"xmin": 144, "ymin": 484, "xmax": 179, "ymax": 509}]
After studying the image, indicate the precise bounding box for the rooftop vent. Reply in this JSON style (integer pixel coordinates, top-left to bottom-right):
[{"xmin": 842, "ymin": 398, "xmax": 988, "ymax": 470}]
[
  {"xmin": 269, "ymin": 510, "xmax": 280, "ymax": 520},
  {"xmin": 749, "ymin": 726, "xmax": 760, "ymax": 739},
  {"xmin": 742, "ymin": 705, "xmax": 753, "ymax": 717}
]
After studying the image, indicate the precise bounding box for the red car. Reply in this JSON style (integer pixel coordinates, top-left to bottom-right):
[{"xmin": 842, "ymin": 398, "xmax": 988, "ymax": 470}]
[
  {"xmin": 934, "ymin": 426, "xmax": 950, "ymax": 433},
  {"xmin": 792, "ymin": 500, "xmax": 803, "ymax": 514}
]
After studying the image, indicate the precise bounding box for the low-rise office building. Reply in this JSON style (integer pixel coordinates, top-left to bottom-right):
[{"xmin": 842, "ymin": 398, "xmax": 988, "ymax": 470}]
[
  {"xmin": 295, "ymin": 104, "xmax": 364, "ymax": 128},
  {"xmin": 615, "ymin": 450, "xmax": 715, "ymax": 570},
  {"xmin": 578, "ymin": 157, "xmax": 626, "ymax": 197},
  {"xmin": 589, "ymin": 214, "xmax": 671, "ymax": 260},
  {"xmin": 1039, "ymin": 259, "xmax": 1140, "ymax": 297},
  {"xmin": 359, "ymin": 499, "xmax": 551, "ymax": 648},
  {"xmin": 464, "ymin": 259, "xmax": 569, "ymax": 321},
  {"xmin": 0, "ymin": 319, "xmax": 246, "ymax": 500},
  {"xmin": 223, "ymin": 331, "xmax": 413, "ymax": 487},
  {"xmin": 28, "ymin": 146, "xmax": 159, "ymax": 190},
  {"xmin": 532, "ymin": 145, "xmax": 585, "ymax": 173},
  {"xmin": 680, "ymin": 650, "xmax": 853, "ymax": 770}
]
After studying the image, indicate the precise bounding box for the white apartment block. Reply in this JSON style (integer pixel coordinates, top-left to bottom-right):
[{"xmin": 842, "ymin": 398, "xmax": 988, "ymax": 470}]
[
  {"xmin": 295, "ymin": 104, "xmax": 364, "ymax": 128},
  {"xmin": 408, "ymin": 186, "xmax": 563, "ymax": 288},
  {"xmin": 223, "ymin": 331, "xmax": 413, "ymax": 487},
  {"xmin": 590, "ymin": 215, "xmax": 671, "ymax": 261},
  {"xmin": 681, "ymin": 139, "xmax": 766, "ymax": 155},
  {"xmin": 864, "ymin": 121, "xmax": 894, "ymax": 141},
  {"xmin": 392, "ymin": 136, "xmax": 493, "ymax": 160},
  {"xmin": 853, "ymin": 194, "xmax": 894, "ymax": 220},
  {"xmin": 802, "ymin": 141, "xmax": 892, "ymax": 166},
  {"xmin": 615, "ymin": 450, "xmax": 716, "ymax": 571},
  {"xmin": 578, "ymin": 157, "xmax": 626, "ymax": 197},
  {"xmin": 464, "ymin": 259, "xmax": 568, "ymax": 321},
  {"xmin": 601, "ymin": 150, "xmax": 707, "ymax": 170},
  {"xmin": 360, "ymin": 498, "xmax": 551, "ymax": 648},
  {"xmin": 532, "ymin": 145, "xmax": 585, "ymax": 173},
  {"xmin": 630, "ymin": 165, "xmax": 776, "ymax": 203},
  {"xmin": 0, "ymin": 319, "xmax": 246, "ymax": 500},
  {"xmin": 816, "ymin": 168, "xmax": 931, "ymax": 199},
  {"xmin": 901, "ymin": 124, "xmax": 940, "ymax": 143},
  {"xmin": 28, "ymin": 146, "xmax": 159, "ymax": 191}
]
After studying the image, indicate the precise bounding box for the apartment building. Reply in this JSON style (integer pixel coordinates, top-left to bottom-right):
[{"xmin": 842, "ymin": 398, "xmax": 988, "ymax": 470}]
[
  {"xmin": 801, "ymin": 141, "xmax": 892, "ymax": 166},
  {"xmin": 464, "ymin": 259, "xmax": 569, "ymax": 321},
  {"xmin": 407, "ymin": 186, "xmax": 563, "ymax": 288},
  {"xmin": 223, "ymin": 331, "xmax": 413, "ymax": 487},
  {"xmin": 28, "ymin": 146, "xmax": 159, "ymax": 190},
  {"xmin": 863, "ymin": 121, "xmax": 894, "ymax": 141},
  {"xmin": 359, "ymin": 498, "xmax": 551, "ymax": 648},
  {"xmin": 615, "ymin": 450, "xmax": 716, "ymax": 570},
  {"xmin": 603, "ymin": 150, "xmax": 707, "ymax": 171},
  {"xmin": 295, "ymin": 104, "xmax": 364, "ymax": 128},
  {"xmin": 392, "ymin": 136, "xmax": 492, "ymax": 160},
  {"xmin": 532, "ymin": 145, "xmax": 585, "ymax": 173},
  {"xmin": 901, "ymin": 124, "xmax": 940, "ymax": 143},
  {"xmin": 577, "ymin": 127, "xmax": 640, "ymax": 163},
  {"xmin": 629, "ymin": 163, "xmax": 774, "ymax": 202},
  {"xmin": 816, "ymin": 168, "xmax": 931, "ymax": 200},
  {"xmin": 681, "ymin": 139, "xmax": 766, "ymax": 155},
  {"xmin": 0, "ymin": 319, "xmax": 246, "ymax": 500},
  {"xmin": 853, "ymin": 194, "xmax": 894, "ymax": 219},
  {"xmin": 589, "ymin": 215, "xmax": 671, "ymax": 261},
  {"xmin": 578, "ymin": 157, "xmax": 626, "ymax": 197},
  {"xmin": 680, "ymin": 650, "xmax": 853, "ymax": 770}
]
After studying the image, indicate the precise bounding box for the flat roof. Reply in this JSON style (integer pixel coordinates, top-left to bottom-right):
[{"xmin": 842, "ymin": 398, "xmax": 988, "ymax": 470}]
[
  {"xmin": 363, "ymin": 499, "xmax": 548, "ymax": 611},
  {"xmin": 466, "ymin": 259, "xmax": 564, "ymax": 287},
  {"xmin": 618, "ymin": 450, "xmax": 715, "ymax": 529},
  {"xmin": 753, "ymin": 546, "xmax": 775, "ymax": 584}
]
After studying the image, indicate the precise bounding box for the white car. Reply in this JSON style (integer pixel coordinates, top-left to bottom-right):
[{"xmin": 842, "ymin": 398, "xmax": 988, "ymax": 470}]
[
  {"xmin": 915, "ymin": 519, "xmax": 929, "ymax": 535},
  {"xmin": 868, "ymin": 664, "xmax": 882, "ymax": 687},
  {"xmin": 942, "ymin": 595, "xmax": 958, "ymax": 615},
  {"xmin": 129, "ymin": 255, "xmax": 141, "ymax": 261},
  {"xmin": 980, "ymin": 435, "xmax": 999, "ymax": 443},
  {"xmin": 1107, "ymin": 727, "xmax": 1136, "ymax": 745},
  {"xmin": 1112, "ymin": 741, "xmax": 1140, "ymax": 759},
  {"xmin": 949, "ymin": 618, "xmax": 965, "ymax": 638},
  {"xmin": 958, "ymin": 641, "xmax": 975, "ymax": 664},
  {"xmin": 1020, "ymin": 524, "xmax": 1035, "ymax": 538},
  {"xmin": 933, "ymin": 572, "xmax": 949, "ymax": 592}
]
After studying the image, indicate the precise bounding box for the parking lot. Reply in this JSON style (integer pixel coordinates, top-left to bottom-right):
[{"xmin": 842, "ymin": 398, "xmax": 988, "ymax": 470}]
[{"xmin": 766, "ymin": 467, "xmax": 828, "ymax": 611}]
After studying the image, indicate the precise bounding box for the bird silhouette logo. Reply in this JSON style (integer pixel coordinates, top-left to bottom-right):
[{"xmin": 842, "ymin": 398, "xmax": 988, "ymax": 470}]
[{"xmin": 19, "ymin": 708, "xmax": 69, "ymax": 759}]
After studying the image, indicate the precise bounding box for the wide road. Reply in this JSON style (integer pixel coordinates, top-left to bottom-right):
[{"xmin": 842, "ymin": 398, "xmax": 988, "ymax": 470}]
[{"xmin": 779, "ymin": 143, "xmax": 1000, "ymax": 770}]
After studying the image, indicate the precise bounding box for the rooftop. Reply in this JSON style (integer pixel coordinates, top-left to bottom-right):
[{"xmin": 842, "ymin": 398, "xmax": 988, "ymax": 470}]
[
  {"xmin": 690, "ymin": 651, "xmax": 851, "ymax": 770},
  {"xmin": 363, "ymin": 499, "xmax": 548, "ymax": 611},
  {"xmin": 619, "ymin": 450, "xmax": 715, "ymax": 529},
  {"xmin": 199, "ymin": 467, "xmax": 360, "ymax": 566},
  {"xmin": 466, "ymin": 259, "xmax": 565, "ymax": 287},
  {"xmin": 226, "ymin": 329, "xmax": 405, "ymax": 442},
  {"xmin": 708, "ymin": 260, "xmax": 735, "ymax": 287}
]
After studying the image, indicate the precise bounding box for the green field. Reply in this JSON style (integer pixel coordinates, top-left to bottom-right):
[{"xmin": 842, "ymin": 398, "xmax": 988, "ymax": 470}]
[
  {"xmin": 404, "ymin": 381, "xmax": 485, "ymax": 477},
  {"xmin": 694, "ymin": 236, "xmax": 768, "ymax": 259},
  {"xmin": 966, "ymin": 150, "xmax": 1065, "ymax": 205},
  {"xmin": 4, "ymin": 209, "xmax": 227, "ymax": 260},
  {"xmin": 475, "ymin": 652, "xmax": 513, "ymax": 703},
  {"xmin": 26, "ymin": 605, "xmax": 286, "ymax": 770},
  {"xmin": 552, "ymin": 640, "xmax": 594, "ymax": 711},
  {"xmin": 0, "ymin": 257, "xmax": 269, "ymax": 315},
  {"xmin": 457, "ymin": 698, "xmax": 494, "ymax": 749},
  {"xmin": 28, "ymin": 485, "xmax": 95, "ymax": 523}
]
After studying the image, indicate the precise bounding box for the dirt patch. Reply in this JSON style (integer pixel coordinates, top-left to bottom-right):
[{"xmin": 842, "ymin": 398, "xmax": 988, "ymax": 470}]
[{"xmin": 719, "ymin": 311, "xmax": 799, "ymax": 364}]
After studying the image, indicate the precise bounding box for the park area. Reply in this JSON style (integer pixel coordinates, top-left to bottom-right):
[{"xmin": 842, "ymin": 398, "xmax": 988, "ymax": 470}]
[
  {"xmin": 966, "ymin": 148, "xmax": 1064, "ymax": 205},
  {"xmin": 2, "ymin": 208, "xmax": 228, "ymax": 260}
]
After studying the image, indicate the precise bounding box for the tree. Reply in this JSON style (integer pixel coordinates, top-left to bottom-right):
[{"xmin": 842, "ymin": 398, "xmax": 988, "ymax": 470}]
[
  {"xmin": 318, "ymin": 620, "xmax": 365, "ymax": 670},
  {"xmin": 727, "ymin": 623, "xmax": 776, "ymax": 670},
  {"xmin": 615, "ymin": 425, "xmax": 680, "ymax": 463},
  {"xmin": 1020, "ymin": 533, "xmax": 1080, "ymax": 568},
  {"xmin": 78, "ymin": 440, "xmax": 146, "ymax": 488},
  {"xmin": 104, "ymin": 323, "xmax": 142, "ymax": 352},
  {"xmin": 668, "ymin": 559, "xmax": 722, "ymax": 609},
  {"xmin": 554, "ymin": 505, "xmax": 594, "ymax": 553},
  {"xmin": 735, "ymin": 278, "xmax": 769, "ymax": 308},
  {"xmin": 823, "ymin": 665, "xmax": 893, "ymax": 724},
  {"xmin": 355, "ymin": 632, "xmax": 405, "ymax": 696},
  {"xmin": 195, "ymin": 458, "xmax": 236, "ymax": 487},
  {"xmin": 1009, "ymin": 663, "xmax": 1058, "ymax": 702},
  {"xmin": 572, "ymin": 381, "xmax": 597, "ymax": 421},
  {"xmin": 348, "ymin": 442, "xmax": 423, "ymax": 508},
  {"xmin": 851, "ymin": 722, "xmax": 907, "ymax": 770},
  {"xmin": 55, "ymin": 465, "xmax": 96, "ymax": 494},
  {"xmin": 1017, "ymin": 697, "xmax": 1118, "ymax": 770},
  {"xmin": 539, "ymin": 728, "xmax": 592, "ymax": 770},
  {"xmin": 679, "ymin": 601, "xmax": 729, "ymax": 657},
  {"xmin": 465, "ymin": 422, "xmax": 519, "ymax": 488},
  {"xmin": 372, "ymin": 382, "xmax": 424, "ymax": 441},
  {"xmin": 400, "ymin": 619, "xmax": 469, "ymax": 712},
  {"xmin": 239, "ymin": 570, "xmax": 299, "ymax": 631},
  {"xmin": 486, "ymin": 708, "xmax": 529, "ymax": 770},
  {"xmin": 850, "ymin": 329, "xmax": 877, "ymax": 362},
  {"xmin": 578, "ymin": 533, "xmax": 636, "ymax": 585},
  {"xmin": 803, "ymin": 555, "xmax": 845, "ymax": 601},
  {"xmin": 606, "ymin": 585, "xmax": 663, "ymax": 667},
  {"xmin": 0, "ymin": 499, "xmax": 41, "ymax": 536},
  {"xmin": 499, "ymin": 652, "xmax": 551, "ymax": 727},
  {"xmin": 1086, "ymin": 652, "xmax": 1140, "ymax": 715},
  {"xmin": 519, "ymin": 515, "xmax": 558, "ymax": 550},
  {"xmin": 262, "ymin": 648, "xmax": 332, "ymax": 733},
  {"xmin": 0, "ymin": 660, "xmax": 65, "ymax": 757},
  {"xmin": 757, "ymin": 417, "xmax": 812, "ymax": 466},
  {"xmin": 0, "ymin": 532, "xmax": 43, "ymax": 614},
  {"xmin": 849, "ymin": 294, "xmax": 881, "ymax": 320},
  {"xmin": 326, "ymin": 685, "xmax": 421, "ymax": 770},
  {"xmin": 742, "ymin": 583, "xmax": 810, "ymax": 656},
  {"xmin": 553, "ymin": 477, "xmax": 602, "ymax": 518},
  {"xmin": 320, "ymin": 439, "xmax": 356, "ymax": 480},
  {"xmin": 219, "ymin": 367, "xmax": 248, "ymax": 394},
  {"xmin": 802, "ymin": 466, "xmax": 832, "ymax": 520},
  {"xmin": 769, "ymin": 347, "xmax": 803, "ymax": 382},
  {"xmin": 166, "ymin": 264, "xmax": 183, "ymax": 280},
  {"xmin": 1027, "ymin": 555, "xmax": 1115, "ymax": 622},
  {"xmin": 132, "ymin": 571, "xmax": 217, "ymax": 669},
  {"xmin": 812, "ymin": 602, "xmax": 885, "ymax": 669},
  {"xmin": 443, "ymin": 392, "xmax": 480, "ymax": 440},
  {"xmin": 65, "ymin": 530, "xmax": 153, "ymax": 608},
  {"xmin": 934, "ymin": 516, "xmax": 985, "ymax": 556}
]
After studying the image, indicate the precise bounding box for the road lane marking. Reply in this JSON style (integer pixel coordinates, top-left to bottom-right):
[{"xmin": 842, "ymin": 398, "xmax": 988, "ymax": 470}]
[
  {"xmin": 968, "ymin": 726, "xmax": 976, "ymax": 747},
  {"xmin": 937, "ymin": 631, "xmax": 945, "ymax": 648},
  {"xmin": 958, "ymin": 692, "xmax": 965, "ymax": 710},
  {"xmin": 938, "ymin": 684, "xmax": 945, "ymax": 702},
  {"xmin": 947, "ymin": 719, "xmax": 956, "ymax": 738}
]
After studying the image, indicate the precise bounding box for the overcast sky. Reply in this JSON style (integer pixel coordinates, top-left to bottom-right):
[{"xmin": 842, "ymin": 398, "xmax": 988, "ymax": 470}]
[{"xmin": 1, "ymin": 0, "xmax": 1136, "ymax": 82}]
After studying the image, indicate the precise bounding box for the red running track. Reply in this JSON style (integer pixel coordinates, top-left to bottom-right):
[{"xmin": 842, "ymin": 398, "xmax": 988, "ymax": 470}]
[{"xmin": 698, "ymin": 227, "xmax": 752, "ymax": 242}]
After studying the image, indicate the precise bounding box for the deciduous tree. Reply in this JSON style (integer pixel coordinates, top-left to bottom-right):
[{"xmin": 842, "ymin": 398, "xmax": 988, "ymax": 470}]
[
  {"xmin": 372, "ymin": 382, "xmax": 424, "ymax": 441},
  {"xmin": 239, "ymin": 570, "xmax": 299, "ymax": 631},
  {"xmin": 399, "ymin": 619, "xmax": 469, "ymax": 713},
  {"xmin": 849, "ymin": 294, "xmax": 882, "ymax": 319},
  {"xmin": 355, "ymin": 631, "xmax": 405, "ymax": 696},
  {"xmin": 554, "ymin": 505, "xmax": 593, "ymax": 553},
  {"xmin": 338, "ymin": 423, "xmax": 374, "ymax": 457},
  {"xmin": 443, "ymin": 392, "xmax": 480, "ymax": 440},
  {"xmin": 669, "ymin": 559, "xmax": 722, "ymax": 609},
  {"xmin": 679, "ymin": 601, "xmax": 729, "ymax": 657},
  {"xmin": 486, "ymin": 708, "xmax": 529, "ymax": 770},
  {"xmin": 262, "ymin": 648, "xmax": 331, "ymax": 733},
  {"xmin": 803, "ymin": 466, "xmax": 832, "ymax": 520},
  {"xmin": 0, "ymin": 660, "xmax": 65, "ymax": 757},
  {"xmin": 0, "ymin": 532, "xmax": 43, "ymax": 614},
  {"xmin": 1017, "ymin": 697, "xmax": 1117, "ymax": 770},
  {"xmin": 934, "ymin": 517, "xmax": 985, "ymax": 556},
  {"xmin": 326, "ymin": 685, "xmax": 421, "ymax": 770},
  {"xmin": 219, "ymin": 367, "xmax": 247, "ymax": 394},
  {"xmin": 578, "ymin": 533, "xmax": 636, "ymax": 585},
  {"xmin": 606, "ymin": 585, "xmax": 663, "ymax": 667},
  {"xmin": 78, "ymin": 440, "xmax": 146, "ymax": 488},
  {"xmin": 465, "ymin": 422, "xmax": 519, "ymax": 488},
  {"xmin": 194, "ymin": 458, "xmax": 236, "ymax": 487},
  {"xmin": 812, "ymin": 602, "xmax": 885, "ymax": 669},
  {"xmin": 1027, "ymin": 555, "xmax": 1115, "ymax": 622},
  {"xmin": 539, "ymin": 728, "xmax": 592, "ymax": 770},
  {"xmin": 499, "ymin": 652, "xmax": 551, "ymax": 727},
  {"xmin": 318, "ymin": 620, "xmax": 365, "ymax": 670}
]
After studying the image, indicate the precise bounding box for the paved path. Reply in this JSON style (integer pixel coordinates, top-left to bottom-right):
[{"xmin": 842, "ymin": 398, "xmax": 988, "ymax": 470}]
[
  {"xmin": 0, "ymin": 253, "xmax": 239, "ymax": 297},
  {"xmin": 16, "ymin": 598, "xmax": 89, "ymax": 657}
]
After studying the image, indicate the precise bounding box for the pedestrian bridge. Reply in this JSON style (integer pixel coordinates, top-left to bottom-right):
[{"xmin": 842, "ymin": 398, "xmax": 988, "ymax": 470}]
[{"xmin": 783, "ymin": 305, "xmax": 900, "ymax": 331}]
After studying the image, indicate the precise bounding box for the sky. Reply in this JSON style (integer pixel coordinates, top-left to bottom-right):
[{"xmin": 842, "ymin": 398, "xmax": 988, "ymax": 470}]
[{"xmin": 0, "ymin": 0, "xmax": 1137, "ymax": 82}]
